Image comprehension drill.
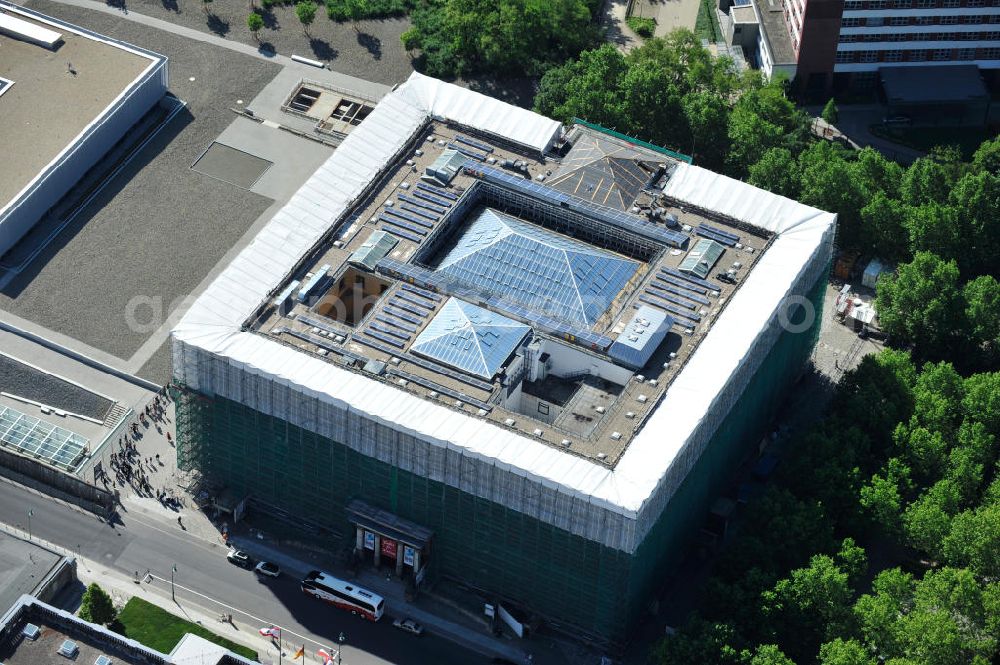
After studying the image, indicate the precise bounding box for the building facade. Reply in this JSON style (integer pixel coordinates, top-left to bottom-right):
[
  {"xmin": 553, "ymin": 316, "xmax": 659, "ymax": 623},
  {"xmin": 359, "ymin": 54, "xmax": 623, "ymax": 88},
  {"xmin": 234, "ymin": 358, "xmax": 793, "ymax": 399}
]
[{"xmin": 721, "ymin": 0, "xmax": 1000, "ymax": 95}]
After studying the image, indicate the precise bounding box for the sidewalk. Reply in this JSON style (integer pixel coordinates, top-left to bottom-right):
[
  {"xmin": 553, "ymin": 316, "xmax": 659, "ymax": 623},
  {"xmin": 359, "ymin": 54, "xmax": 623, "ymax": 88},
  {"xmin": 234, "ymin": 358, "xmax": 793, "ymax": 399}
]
[
  {"xmin": 228, "ymin": 534, "xmax": 531, "ymax": 663},
  {"xmin": 75, "ymin": 558, "xmax": 289, "ymax": 664}
]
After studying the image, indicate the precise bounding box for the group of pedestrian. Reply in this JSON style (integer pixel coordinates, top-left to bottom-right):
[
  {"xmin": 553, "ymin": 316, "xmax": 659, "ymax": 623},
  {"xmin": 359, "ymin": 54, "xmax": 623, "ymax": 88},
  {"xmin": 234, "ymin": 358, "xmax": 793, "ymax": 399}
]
[{"xmin": 100, "ymin": 387, "xmax": 175, "ymax": 502}]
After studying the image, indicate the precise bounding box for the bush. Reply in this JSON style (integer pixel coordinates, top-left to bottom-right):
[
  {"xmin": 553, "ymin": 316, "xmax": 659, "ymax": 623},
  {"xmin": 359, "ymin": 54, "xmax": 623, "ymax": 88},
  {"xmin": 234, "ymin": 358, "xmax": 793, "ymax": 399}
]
[
  {"xmin": 324, "ymin": 0, "xmax": 412, "ymax": 20},
  {"xmin": 247, "ymin": 11, "xmax": 264, "ymax": 34},
  {"xmin": 626, "ymin": 16, "xmax": 656, "ymax": 38}
]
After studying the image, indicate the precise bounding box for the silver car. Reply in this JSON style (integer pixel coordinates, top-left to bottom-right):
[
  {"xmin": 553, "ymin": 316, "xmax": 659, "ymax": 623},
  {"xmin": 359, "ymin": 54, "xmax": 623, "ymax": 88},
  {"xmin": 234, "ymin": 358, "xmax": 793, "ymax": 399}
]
[{"xmin": 392, "ymin": 617, "xmax": 424, "ymax": 636}]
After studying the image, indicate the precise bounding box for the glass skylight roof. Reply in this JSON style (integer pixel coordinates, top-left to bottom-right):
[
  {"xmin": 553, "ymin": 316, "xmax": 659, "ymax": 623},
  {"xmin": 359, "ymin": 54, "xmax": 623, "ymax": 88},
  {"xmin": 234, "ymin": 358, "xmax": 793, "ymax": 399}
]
[
  {"xmin": 411, "ymin": 297, "xmax": 531, "ymax": 379},
  {"xmin": 0, "ymin": 405, "xmax": 88, "ymax": 471},
  {"xmin": 434, "ymin": 208, "xmax": 639, "ymax": 326}
]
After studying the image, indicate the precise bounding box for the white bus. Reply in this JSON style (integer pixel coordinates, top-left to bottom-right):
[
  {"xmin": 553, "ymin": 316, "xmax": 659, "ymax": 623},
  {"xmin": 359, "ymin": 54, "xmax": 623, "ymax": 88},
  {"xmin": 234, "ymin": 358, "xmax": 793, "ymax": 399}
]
[{"xmin": 301, "ymin": 571, "xmax": 385, "ymax": 621}]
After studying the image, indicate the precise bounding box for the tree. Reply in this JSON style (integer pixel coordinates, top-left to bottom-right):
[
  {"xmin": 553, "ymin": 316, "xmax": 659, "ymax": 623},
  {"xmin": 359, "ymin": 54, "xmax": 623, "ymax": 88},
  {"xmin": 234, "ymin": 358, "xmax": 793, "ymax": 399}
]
[
  {"xmin": 343, "ymin": 0, "xmax": 369, "ymax": 31},
  {"xmin": 902, "ymin": 203, "xmax": 963, "ymax": 271},
  {"xmin": 962, "ymin": 371, "xmax": 1000, "ymax": 436},
  {"xmin": 859, "ymin": 193, "xmax": 908, "ymax": 261},
  {"xmin": 948, "ymin": 171, "xmax": 1000, "ymax": 277},
  {"xmin": 295, "ymin": 0, "xmax": 317, "ymax": 34},
  {"xmin": 859, "ymin": 457, "xmax": 912, "ymax": 534},
  {"xmin": 942, "ymin": 503, "xmax": 1000, "ymax": 578},
  {"xmin": 971, "ymin": 135, "xmax": 1000, "ymax": 176},
  {"xmin": 247, "ymin": 11, "xmax": 264, "ymax": 40},
  {"xmin": 797, "ymin": 142, "xmax": 865, "ymax": 247},
  {"xmin": 533, "ymin": 44, "xmax": 627, "ymax": 128},
  {"xmin": 821, "ymin": 98, "xmax": 839, "ymax": 125},
  {"xmin": 746, "ymin": 644, "xmax": 797, "ymax": 665},
  {"xmin": 406, "ymin": 0, "xmax": 597, "ymax": 78},
  {"xmin": 875, "ymin": 252, "xmax": 964, "ymax": 360},
  {"xmin": 819, "ymin": 638, "xmax": 876, "ymax": 665},
  {"xmin": 726, "ymin": 79, "xmax": 809, "ymax": 178},
  {"xmin": 900, "ymin": 147, "xmax": 965, "ymax": 207},
  {"xmin": 761, "ymin": 553, "xmax": 855, "ymax": 660},
  {"xmin": 855, "ymin": 567, "xmax": 999, "ymax": 665},
  {"xmin": 964, "ymin": 276, "xmax": 1000, "ymax": 357},
  {"xmin": 79, "ymin": 583, "xmax": 116, "ymax": 626},
  {"xmin": 902, "ymin": 481, "xmax": 959, "ymax": 558},
  {"xmin": 682, "ymin": 90, "xmax": 730, "ymax": 171},
  {"xmin": 747, "ymin": 148, "xmax": 799, "ymax": 199},
  {"xmin": 649, "ymin": 616, "xmax": 742, "ymax": 665}
]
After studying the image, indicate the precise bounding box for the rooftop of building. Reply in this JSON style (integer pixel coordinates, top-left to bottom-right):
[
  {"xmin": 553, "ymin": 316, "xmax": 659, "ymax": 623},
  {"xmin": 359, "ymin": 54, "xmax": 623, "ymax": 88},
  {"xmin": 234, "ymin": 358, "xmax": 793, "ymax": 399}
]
[
  {"xmin": 0, "ymin": 536, "xmax": 63, "ymax": 616},
  {"xmin": 0, "ymin": 595, "xmax": 254, "ymax": 665},
  {"xmin": 0, "ymin": 2, "xmax": 162, "ymax": 214},
  {"xmin": 173, "ymin": 72, "xmax": 836, "ymax": 516},
  {"xmin": 755, "ymin": 0, "xmax": 796, "ymax": 65},
  {"xmin": 247, "ymin": 120, "xmax": 771, "ymax": 465}
]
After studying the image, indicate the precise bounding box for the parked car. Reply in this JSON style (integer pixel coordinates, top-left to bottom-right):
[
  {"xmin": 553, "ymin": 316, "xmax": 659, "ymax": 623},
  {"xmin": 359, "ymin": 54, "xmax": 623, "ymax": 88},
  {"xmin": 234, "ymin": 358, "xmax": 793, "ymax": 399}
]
[
  {"xmin": 226, "ymin": 549, "xmax": 253, "ymax": 569},
  {"xmin": 883, "ymin": 114, "xmax": 912, "ymax": 126},
  {"xmin": 392, "ymin": 617, "xmax": 424, "ymax": 636},
  {"xmin": 254, "ymin": 561, "xmax": 281, "ymax": 578}
]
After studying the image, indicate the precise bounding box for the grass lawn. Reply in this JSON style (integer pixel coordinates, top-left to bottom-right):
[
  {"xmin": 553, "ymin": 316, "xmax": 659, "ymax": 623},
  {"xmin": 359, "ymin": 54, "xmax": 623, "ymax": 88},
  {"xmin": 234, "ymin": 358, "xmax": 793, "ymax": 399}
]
[
  {"xmin": 869, "ymin": 124, "xmax": 991, "ymax": 160},
  {"xmin": 695, "ymin": 0, "xmax": 722, "ymax": 42},
  {"xmin": 117, "ymin": 597, "xmax": 258, "ymax": 661}
]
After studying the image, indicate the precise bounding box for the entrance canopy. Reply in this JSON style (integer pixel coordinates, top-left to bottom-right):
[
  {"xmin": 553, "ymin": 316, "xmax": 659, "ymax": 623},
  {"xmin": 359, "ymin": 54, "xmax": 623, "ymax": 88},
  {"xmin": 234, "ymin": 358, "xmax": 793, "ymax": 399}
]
[{"xmin": 347, "ymin": 499, "xmax": 433, "ymax": 550}]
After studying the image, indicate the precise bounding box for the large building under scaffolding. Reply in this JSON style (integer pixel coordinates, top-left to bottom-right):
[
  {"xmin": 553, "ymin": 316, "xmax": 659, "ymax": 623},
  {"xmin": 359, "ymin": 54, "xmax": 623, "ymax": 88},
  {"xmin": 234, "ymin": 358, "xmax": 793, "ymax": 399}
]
[{"xmin": 171, "ymin": 72, "xmax": 836, "ymax": 644}]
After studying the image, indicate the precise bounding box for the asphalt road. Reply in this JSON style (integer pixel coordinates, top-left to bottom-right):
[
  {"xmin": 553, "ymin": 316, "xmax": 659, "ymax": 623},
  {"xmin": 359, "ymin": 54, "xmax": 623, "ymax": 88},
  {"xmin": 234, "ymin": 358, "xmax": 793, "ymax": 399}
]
[{"xmin": 0, "ymin": 481, "xmax": 485, "ymax": 665}]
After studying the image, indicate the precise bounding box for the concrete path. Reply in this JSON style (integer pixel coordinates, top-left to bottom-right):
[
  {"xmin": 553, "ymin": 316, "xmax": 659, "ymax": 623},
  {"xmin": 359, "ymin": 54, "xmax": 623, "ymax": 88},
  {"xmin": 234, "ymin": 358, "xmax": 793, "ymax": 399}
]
[
  {"xmin": 630, "ymin": 0, "xmax": 701, "ymax": 36},
  {"xmin": 807, "ymin": 103, "xmax": 925, "ymax": 165},
  {"xmin": 600, "ymin": 0, "xmax": 641, "ymax": 52}
]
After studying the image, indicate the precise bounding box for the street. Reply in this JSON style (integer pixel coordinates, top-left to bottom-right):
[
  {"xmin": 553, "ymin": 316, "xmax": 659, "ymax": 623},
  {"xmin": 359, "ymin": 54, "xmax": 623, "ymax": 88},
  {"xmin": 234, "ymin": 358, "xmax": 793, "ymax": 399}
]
[{"xmin": 0, "ymin": 479, "xmax": 487, "ymax": 665}]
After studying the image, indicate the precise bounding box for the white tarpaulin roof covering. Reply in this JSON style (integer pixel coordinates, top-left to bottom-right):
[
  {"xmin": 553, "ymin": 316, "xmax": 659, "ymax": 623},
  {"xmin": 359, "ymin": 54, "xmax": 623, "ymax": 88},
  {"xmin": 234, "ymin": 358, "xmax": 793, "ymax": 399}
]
[{"xmin": 173, "ymin": 76, "xmax": 835, "ymax": 522}]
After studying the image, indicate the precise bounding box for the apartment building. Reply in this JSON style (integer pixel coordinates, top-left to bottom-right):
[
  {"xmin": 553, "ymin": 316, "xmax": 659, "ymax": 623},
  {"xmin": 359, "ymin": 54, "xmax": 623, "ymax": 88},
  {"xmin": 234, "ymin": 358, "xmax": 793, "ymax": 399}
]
[{"xmin": 723, "ymin": 0, "xmax": 999, "ymax": 100}]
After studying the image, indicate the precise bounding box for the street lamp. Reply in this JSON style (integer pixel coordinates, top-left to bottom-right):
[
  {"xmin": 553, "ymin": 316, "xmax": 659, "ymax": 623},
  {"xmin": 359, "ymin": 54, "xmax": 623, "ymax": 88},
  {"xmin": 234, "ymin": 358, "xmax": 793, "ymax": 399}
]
[
  {"xmin": 336, "ymin": 632, "xmax": 345, "ymax": 665},
  {"xmin": 171, "ymin": 564, "xmax": 177, "ymax": 601},
  {"xmin": 27, "ymin": 509, "xmax": 33, "ymax": 540}
]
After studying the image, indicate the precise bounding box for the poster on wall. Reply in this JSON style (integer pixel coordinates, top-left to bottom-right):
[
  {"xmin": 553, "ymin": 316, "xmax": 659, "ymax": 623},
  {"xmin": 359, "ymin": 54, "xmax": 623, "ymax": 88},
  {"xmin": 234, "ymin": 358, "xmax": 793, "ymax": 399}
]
[
  {"xmin": 381, "ymin": 537, "xmax": 397, "ymax": 559},
  {"xmin": 364, "ymin": 531, "xmax": 375, "ymax": 550},
  {"xmin": 403, "ymin": 545, "xmax": 414, "ymax": 566}
]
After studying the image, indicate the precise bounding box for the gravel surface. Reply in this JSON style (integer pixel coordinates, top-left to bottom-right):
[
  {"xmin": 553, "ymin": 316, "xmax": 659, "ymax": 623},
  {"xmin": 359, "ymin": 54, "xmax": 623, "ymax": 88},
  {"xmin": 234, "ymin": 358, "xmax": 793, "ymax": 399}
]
[
  {"xmin": 0, "ymin": 0, "xmax": 280, "ymax": 360},
  {"xmin": 137, "ymin": 340, "xmax": 172, "ymax": 384},
  {"xmin": 49, "ymin": 0, "xmax": 538, "ymax": 106},
  {"xmin": 117, "ymin": 0, "xmax": 416, "ymax": 86},
  {"xmin": 0, "ymin": 354, "xmax": 114, "ymax": 420}
]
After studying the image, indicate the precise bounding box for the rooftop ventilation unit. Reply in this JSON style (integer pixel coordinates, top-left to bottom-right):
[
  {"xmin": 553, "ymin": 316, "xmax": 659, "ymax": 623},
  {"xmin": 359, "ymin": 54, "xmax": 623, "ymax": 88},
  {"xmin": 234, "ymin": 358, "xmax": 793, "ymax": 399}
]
[
  {"xmin": 22, "ymin": 623, "xmax": 40, "ymax": 640},
  {"xmin": 58, "ymin": 640, "xmax": 79, "ymax": 658},
  {"xmin": 96, "ymin": 656, "xmax": 114, "ymax": 665}
]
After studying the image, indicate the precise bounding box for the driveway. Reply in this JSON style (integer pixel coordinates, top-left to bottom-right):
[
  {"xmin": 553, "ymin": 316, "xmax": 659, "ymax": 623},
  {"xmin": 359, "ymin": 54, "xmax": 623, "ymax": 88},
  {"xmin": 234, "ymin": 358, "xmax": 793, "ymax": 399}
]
[{"xmin": 808, "ymin": 103, "xmax": 925, "ymax": 165}]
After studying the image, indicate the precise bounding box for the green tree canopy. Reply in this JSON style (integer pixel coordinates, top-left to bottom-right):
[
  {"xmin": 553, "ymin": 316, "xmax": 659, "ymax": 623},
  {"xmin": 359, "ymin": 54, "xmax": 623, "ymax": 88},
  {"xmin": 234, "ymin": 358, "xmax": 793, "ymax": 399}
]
[
  {"xmin": 247, "ymin": 11, "xmax": 264, "ymax": 38},
  {"xmin": 818, "ymin": 638, "xmax": 876, "ymax": 665},
  {"xmin": 404, "ymin": 0, "xmax": 597, "ymax": 77},
  {"xmin": 295, "ymin": 0, "xmax": 317, "ymax": 31},
  {"xmin": 79, "ymin": 583, "xmax": 116, "ymax": 626},
  {"xmin": 821, "ymin": 98, "xmax": 838, "ymax": 125},
  {"xmin": 875, "ymin": 252, "xmax": 964, "ymax": 360},
  {"xmin": 747, "ymin": 147, "xmax": 799, "ymax": 199}
]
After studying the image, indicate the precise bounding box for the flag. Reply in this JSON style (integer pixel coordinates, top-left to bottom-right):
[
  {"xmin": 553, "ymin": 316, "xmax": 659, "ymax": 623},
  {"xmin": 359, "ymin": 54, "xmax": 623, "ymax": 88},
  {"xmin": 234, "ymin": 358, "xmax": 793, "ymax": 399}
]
[
  {"xmin": 259, "ymin": 626, "xmax": 280, "ymax": 639},
  {"xmin": 292, "ymin": 645, "xmax": 305, "ymax": 660},
  {"xmin": 317, "ymin": 648, "xmax": 333, "ymax": 664}
]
